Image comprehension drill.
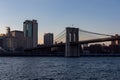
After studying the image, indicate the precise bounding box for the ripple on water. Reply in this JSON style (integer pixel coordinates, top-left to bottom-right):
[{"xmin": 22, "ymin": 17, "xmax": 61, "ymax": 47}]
[{"xmin": 0, "ymin": 57, "xmax": 120, "ymax": 80}]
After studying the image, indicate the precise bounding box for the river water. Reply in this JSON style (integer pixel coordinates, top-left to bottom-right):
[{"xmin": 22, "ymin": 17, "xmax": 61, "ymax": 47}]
[{"xmin": 0, "ymin": 57, "xmax": 120, "ymax": 80}]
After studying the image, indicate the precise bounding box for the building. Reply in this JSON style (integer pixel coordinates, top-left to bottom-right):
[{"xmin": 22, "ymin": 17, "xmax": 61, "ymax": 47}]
[
  {"xmin": 10, "ymin": 30, "xmax": 25, "ymax": 50},
  {"xmin": 23, "ymin": 20, "xmax": 38, "ymax": 48},
  {"xmin": 0, "ymin": 28, "xmax": 25, "ymax": 51},
  {"xmin": 0, "ymin": 34, "xmax": 6, "ymax": 48},
  {"xmin": 44, "ymin": 33, "xmax": 54, "ymax": 46},
  {"xmin": 0, "ymin": 38, "xmax": 3, "ymax": 48},
  {"xmin": 3, "ymin": 37, "xmax": 18, "ymax": 51},
  {"xmin": 6, "ymin": 27, "xmax": 11, "ymax": 37}
]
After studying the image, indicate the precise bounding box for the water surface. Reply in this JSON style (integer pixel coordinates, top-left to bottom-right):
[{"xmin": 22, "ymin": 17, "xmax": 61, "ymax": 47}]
[{"xmin": 0, "ymin": 57, "xmax": 120, "ymax": 80}]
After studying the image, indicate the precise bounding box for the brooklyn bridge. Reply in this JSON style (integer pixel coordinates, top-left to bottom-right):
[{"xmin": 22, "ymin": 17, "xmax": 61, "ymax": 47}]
[{"xmin": 25, "ymin": 27, "xmax": 120, "ymax": 57}]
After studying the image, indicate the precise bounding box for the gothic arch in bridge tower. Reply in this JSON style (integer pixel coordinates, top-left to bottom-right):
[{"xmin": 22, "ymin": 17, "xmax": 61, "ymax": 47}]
[{"xmin": 65, "ymin": 27, "xmax": 80, "ymax": 57}]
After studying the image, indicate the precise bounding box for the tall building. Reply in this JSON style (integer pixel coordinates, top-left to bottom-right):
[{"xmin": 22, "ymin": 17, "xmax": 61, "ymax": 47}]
[
  {"xmin": 44, "ymin": 33, "xmax": 54, "ymax": 46},
  {"xmin": 23, "ymin": 20, "xmax": 38, "ymax": 48}
]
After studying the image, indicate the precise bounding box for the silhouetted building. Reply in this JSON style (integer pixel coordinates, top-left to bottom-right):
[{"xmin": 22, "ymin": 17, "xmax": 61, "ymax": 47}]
[
  {"xmin": 10, "ymin": 31, "xmax": 25, "ymax": 51},
  {"xmin": 23, "ymin": 20, "xmax": 38, "ymax": 48},
  {"xmin": 3, "ymin": 37, "xmax": 18, "ymax": 51},
  {"xmin": 6, "ymin": 27, "xmax": 11, "ymax": 37},
  {"xmin": 44, "ymin": 33, "xmax": 53, "ymax": 46},
  {"xmin": 89, "ymin": 44, "xmax": 102, "ymax": 53},
  {"xmin": 2, "ymin": 27, "xmax": 16, "ymax": 51},
  {"xmin": 109, "ymin": 44, "xmax": 120, "ymax": 53},
  {"xmin": 0, "ymin": 34, "xmax": 5, "ymax": 48},
  {"xmin": 0, "ymin": 28, "xmax": 26, "ymax": 51},
  {"xmin": 0, "ymin": 38, "xmax": 3, "ymax": 48}
]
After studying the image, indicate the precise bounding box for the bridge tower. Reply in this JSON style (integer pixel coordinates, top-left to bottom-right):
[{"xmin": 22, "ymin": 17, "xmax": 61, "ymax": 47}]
[{"xmin": 65, "ymin": 27, "xmax": 80, "ymax": 57}]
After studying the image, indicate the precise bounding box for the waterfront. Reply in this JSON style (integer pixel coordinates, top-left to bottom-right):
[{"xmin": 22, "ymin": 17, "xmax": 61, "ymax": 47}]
[{"xmin": 0, "ymin": 57, "xmax": 120, "ymax": 80}]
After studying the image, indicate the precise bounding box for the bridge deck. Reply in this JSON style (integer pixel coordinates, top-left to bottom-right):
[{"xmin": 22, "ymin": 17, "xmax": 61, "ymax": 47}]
[{"xmin": 25, "ymin": 37, "xmax": 120, "ymax": 51}]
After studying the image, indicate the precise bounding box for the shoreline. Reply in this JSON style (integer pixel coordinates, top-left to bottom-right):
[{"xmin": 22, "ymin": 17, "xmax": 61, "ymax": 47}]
[{"xmin": 1, "ymin": 52, "xmax": 120, "ymax": 57}]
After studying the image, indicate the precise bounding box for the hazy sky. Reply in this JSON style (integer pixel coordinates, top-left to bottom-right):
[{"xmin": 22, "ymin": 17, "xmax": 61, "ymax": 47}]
[{"xmin": 0, "ymin": 0, "xmax": 120, "ymax": 43}]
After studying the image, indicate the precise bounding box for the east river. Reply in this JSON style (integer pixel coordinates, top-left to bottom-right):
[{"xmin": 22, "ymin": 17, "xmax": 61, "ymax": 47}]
[{"xmin": 0, "ymin": 57, "xmax": 120, "ymax": 80}]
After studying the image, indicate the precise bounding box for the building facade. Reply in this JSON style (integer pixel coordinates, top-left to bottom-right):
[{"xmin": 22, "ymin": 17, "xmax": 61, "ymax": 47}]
[
  {"xmin": 44, "ymin": 33, "xmax": 53, "ymax": 46},
  {"xmin": 23, "ymin": 20, "xmax": 38, "ymax": 48},
  {"xmin": 4, "ymin": 37, "xmax": 17, "ymax": 51},
  {"xmin": 11, "ymin": 31, "xmax": 25, "ymax": 50},
  {"xmin": 0, "ymin": 28, "xmax": 25, "ymax": 51}
]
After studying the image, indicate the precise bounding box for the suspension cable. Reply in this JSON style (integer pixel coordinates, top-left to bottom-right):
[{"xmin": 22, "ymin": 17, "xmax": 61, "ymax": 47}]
[
  {"xmin": 55, "ymin": 32, "xmax": 66, "ymax": 41},
  {"xmin": 79, "ymin": 29, "xmax": 113, "ymax": 36},
  {"xmin": 54, "ymin": 30, "xmax": 65, "ymax": 39}
]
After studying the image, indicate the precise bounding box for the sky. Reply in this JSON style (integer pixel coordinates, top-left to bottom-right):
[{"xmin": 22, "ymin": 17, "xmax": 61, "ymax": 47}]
[{"xmin": 0, "ymin": 0, "xmax": 120, "ymax": 44}]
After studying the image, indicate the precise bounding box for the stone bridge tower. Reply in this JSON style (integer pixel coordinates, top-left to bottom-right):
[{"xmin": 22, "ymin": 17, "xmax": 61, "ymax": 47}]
[{"xmin": 65, "ymin": 27, "xmax": 80, "ymax": 57}]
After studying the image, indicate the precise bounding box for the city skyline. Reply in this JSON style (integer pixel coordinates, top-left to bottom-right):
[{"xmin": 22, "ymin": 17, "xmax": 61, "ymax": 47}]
[{"xmin": 0, "ymin": 0, "xmax": 120, "ymax": 44}]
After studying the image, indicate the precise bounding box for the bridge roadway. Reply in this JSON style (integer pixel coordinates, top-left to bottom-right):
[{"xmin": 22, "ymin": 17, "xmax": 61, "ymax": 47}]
[{"xmin": 25, "ymin": 37, "xmax": 120, "ymax": 51}]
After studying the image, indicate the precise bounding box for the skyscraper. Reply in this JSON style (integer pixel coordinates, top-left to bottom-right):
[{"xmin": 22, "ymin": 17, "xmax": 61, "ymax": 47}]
[{"xmin": 23, "ymin": 20, "xmax": 38, "ymax": 48}]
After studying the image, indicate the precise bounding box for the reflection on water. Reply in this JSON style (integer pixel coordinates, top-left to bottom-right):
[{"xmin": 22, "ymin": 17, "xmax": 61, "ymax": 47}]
[{"xmin": 0, "ymin": 57, "xmax": 120, "ymax": 80}]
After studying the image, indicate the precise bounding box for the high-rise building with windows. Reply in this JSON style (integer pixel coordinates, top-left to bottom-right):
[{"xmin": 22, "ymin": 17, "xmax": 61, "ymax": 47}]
[
  {"xmin": 44, "ymin": 33, "xmax": 54, "ymax": 46},
  {"xmin": 23, "ymin": 20, "xmax": 38, "ymax": 48}
]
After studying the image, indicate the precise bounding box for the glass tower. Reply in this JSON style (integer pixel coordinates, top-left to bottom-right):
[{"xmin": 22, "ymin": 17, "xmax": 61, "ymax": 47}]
[{"xmin": 23, "ymin": 20, "xmax": 38, "ymax": 48}]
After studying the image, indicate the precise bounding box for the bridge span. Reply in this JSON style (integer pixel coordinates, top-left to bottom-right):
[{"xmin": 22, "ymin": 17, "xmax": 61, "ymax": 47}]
[{"xmin": 25, "ymin": 27, "xmax": 120, "ymax": 57}]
